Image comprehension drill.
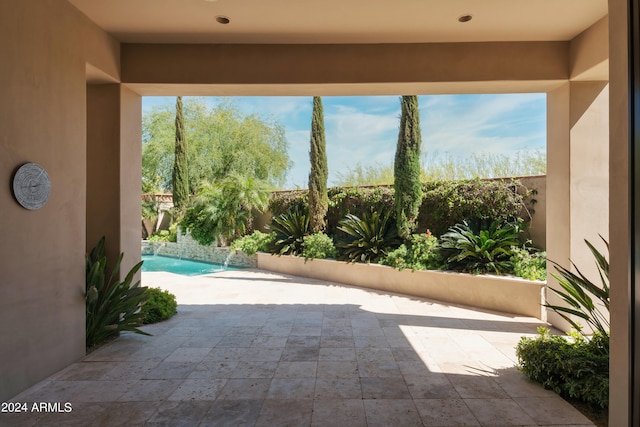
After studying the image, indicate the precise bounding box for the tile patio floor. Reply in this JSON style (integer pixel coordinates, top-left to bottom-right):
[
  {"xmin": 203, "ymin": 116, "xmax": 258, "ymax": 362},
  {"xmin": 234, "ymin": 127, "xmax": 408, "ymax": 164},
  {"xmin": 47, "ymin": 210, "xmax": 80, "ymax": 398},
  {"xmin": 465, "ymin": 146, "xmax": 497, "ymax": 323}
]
[{"xmin": 3, "ymin": 269, "xmax": 594, "ymax": 426}]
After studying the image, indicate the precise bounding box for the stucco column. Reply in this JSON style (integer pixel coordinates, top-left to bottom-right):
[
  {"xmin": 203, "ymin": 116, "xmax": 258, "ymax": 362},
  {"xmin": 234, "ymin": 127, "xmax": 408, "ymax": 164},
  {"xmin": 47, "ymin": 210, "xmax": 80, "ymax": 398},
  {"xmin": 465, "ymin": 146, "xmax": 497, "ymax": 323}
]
[
  {"xmin": 608, "ymin": 0, "xmax": 632, "ymax": 423},
  {"xmin": 86, "ymin": 84, "xmax": 142, "ymax": 279},
  {"xmin": 546, "ymin": 82, "xmax": 609, "ymax": 331},
  {"xmin": 546, "ymin": 84, "xmax": 571, "ymax": 327}
]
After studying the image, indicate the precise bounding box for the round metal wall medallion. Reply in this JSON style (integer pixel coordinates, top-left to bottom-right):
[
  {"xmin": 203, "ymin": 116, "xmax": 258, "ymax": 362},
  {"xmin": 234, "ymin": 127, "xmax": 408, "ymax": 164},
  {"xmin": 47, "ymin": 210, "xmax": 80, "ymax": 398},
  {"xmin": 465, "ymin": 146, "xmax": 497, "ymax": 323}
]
[{"xmin": 12, "ymin": 163, "xmax": 51, "ymax": 210}]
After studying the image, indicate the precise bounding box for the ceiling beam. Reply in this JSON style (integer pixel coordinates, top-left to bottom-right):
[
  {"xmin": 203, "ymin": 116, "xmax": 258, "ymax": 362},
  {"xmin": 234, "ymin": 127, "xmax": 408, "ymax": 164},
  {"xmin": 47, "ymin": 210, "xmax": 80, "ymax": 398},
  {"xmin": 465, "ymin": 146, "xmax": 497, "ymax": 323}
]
[{"xmin": 122, "ymin": 42, "xmax": 569, "ymax": 94}]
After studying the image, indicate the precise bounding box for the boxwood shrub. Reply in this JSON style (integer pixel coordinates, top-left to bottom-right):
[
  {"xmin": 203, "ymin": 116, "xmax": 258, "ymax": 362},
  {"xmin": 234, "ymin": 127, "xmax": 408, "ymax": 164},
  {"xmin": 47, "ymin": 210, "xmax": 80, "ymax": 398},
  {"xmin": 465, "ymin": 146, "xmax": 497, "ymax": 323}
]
[
  {"xmin": 516, "ymin": 327, "xmax": 609, "ymax": 409},
  {"xmin": 141, "ymin": 287, "xmax": 178, "ymax": 324}
]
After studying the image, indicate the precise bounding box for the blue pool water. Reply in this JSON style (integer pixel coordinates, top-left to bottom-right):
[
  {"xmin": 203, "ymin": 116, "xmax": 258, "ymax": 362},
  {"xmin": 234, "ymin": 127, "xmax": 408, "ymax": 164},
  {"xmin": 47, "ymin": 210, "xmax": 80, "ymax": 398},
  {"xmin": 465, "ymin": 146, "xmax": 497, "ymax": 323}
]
[{"xmin": 141, "ymin": 255, "xmax": 242, "ymax": 276}]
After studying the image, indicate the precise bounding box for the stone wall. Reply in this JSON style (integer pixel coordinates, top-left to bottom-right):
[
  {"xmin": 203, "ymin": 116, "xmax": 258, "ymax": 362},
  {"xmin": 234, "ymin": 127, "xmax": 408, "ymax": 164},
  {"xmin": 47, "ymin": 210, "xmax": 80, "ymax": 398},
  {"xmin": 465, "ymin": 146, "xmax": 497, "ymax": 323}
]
[{"xmin": 141, "ymin": 232, "xmax": 257, "ymax": 268}]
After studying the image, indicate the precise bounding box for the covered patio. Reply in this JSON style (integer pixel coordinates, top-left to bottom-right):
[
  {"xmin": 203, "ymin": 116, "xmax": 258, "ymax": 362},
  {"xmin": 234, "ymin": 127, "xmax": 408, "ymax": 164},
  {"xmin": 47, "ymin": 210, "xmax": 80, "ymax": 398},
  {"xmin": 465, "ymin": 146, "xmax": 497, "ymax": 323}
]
[
  {"xmin": 6, "ymin": 270, "xmax": 592, "ymax": 426},
  {"xmin": 4, "ymin": 1, "xmax": 640, "ymax": 425}
]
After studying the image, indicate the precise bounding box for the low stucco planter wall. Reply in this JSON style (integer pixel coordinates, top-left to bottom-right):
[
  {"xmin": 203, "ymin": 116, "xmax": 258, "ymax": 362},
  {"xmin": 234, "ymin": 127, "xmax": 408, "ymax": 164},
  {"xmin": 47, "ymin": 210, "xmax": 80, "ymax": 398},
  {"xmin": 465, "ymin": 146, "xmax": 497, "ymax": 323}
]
[{"xmin": 256, "ymin": 253, "xmax": 546, "ymax": 320}]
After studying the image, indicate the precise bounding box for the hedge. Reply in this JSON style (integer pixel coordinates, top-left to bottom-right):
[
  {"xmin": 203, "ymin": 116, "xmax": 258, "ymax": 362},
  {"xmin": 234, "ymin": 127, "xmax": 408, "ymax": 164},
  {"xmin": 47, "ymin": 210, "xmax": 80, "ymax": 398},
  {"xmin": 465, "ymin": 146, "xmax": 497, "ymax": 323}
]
[{"xmin": 268, "ymin": 179, "xmax": 531, "ymax": 238}]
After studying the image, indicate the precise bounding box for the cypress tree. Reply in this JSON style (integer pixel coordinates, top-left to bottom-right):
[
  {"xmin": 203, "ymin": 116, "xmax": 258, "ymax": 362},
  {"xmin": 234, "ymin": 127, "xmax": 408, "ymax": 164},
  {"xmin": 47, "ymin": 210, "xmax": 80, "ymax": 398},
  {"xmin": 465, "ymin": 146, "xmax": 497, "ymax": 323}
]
[
  {"xmin": 172, "ymin": 96, "xmax": 189, "ymax": 211},
  {"xmin": 308, "ymin": 96, "xmax": 329, "ymax": 232},
  {"xmin": 394, "ymin": 95, "xmax": 423, "ymax": 239}
]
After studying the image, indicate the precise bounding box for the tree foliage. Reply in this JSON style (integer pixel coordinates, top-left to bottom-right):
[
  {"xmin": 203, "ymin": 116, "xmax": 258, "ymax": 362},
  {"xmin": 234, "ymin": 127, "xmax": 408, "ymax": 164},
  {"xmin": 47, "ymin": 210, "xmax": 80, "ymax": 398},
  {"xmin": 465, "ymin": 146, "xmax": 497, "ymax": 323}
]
[
  {"xmin": 179, "ymin": 174, "xmax": 270, "ymax": 246},
  {"xmin": 142, "ymin": 97, "xmax": 291, "ymax": 193},
  {"xmin": 269, "ymin": 179, "xmax": 528, "ymax": 239},
  {"xmin": 335, "ymin": 151, "xmax": 546, "ymax": 187},
  {"xmin": 172, "ymin": 96, "xmax": 189, "ymax": 210},
  {"xmin": 418, "ymin": 179, "xmax": 529, "ymax": 237},
  {"xmin": 394, "ymin": 95, "xmax": 423, "ymax": 238},
  {"xmin": 308, "ymin": 96, "xmax": 329, "ymax": 232}
]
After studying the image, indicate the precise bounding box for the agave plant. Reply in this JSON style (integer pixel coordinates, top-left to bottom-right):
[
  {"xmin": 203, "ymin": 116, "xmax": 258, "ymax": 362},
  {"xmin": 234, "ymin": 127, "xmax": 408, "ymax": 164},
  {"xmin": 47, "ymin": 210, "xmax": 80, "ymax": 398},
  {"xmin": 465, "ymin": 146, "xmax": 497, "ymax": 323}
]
[
  {"xmin": 337, "ymin": 211, "xmax": 400, "ymax": 263},
  {"xmin": 86, "ymin": 237, "xmax": 150, "ymax": 349},
  {"xmin": 546, "ymin": 236, "xmax": 609, "ymax": 340},
  {"xmin": 439, "ymin": 220, "xmax": 522, "ymax": 274},
  {"xmin": 267, "ymin": 207, "xmax": 310, "ymax": 256}
]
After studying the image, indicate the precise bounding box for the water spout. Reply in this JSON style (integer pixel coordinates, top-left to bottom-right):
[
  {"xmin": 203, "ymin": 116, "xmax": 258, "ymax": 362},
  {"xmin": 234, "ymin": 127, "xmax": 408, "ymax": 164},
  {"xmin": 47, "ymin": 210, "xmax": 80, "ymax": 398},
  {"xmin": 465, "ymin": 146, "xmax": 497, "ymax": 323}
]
[
  {"xmin": 223, "ymin": 251, "xmax": 233, "ymax": 270},
  {"xmin": 153, "ymin": 242, "xmax": 166, "ymax": 256}
]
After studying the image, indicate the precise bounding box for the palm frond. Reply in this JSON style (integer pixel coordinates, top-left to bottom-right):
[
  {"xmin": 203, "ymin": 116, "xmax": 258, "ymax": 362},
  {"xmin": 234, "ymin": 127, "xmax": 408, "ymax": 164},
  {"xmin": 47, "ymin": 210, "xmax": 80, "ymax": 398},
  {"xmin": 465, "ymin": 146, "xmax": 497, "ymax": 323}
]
[{"xmin": 545, "ymin": 237, "xmax": 610, "ymax": 339}]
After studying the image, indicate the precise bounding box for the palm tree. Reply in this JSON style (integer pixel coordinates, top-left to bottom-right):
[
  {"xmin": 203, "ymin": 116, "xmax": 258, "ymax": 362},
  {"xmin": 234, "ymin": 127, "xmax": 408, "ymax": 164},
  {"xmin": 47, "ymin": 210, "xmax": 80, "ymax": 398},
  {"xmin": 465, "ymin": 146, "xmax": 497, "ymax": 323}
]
[{"xmin": 186, "ymin": 174, "xmax": 270, "ymax": 246}]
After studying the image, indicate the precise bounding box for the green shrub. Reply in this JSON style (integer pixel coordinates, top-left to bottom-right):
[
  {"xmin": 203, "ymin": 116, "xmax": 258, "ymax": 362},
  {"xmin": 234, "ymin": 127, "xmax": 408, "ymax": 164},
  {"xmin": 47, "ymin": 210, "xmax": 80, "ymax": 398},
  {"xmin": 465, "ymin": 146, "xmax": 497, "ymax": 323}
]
[
  {"xmin": 268, "ymin": 207, "xmax": 310, "ymax": 256},
  {"xmin": 302, "ymin": 233, "xmax": 336, "ymax": 260},
  {"xmin": 270, "ymin": 180, "xmax": 531, "ymax": 241},
  {"xmin": 510, "ymin": 246, "xmax": 546, "ymax": 281},
  {"xmin": 141, "ymin": 287, "xmax": 178, "ymax": 324},
  {"xmin": 180, "ymin": 175, "xmax": 269, "ymax": 246},
  {"xmin": 179, "ymin": 201, "xmax": 218, "ymax": 246},
  {"xmin": 418, "ymin": 179, "xmax": 528, "ymax": 237},
  {"xmin": 231, "ymin": 230, "xmax": 276, "ymax": 256},
  {"xmin": 148, "ymin": 224, "xmax": 178, "ymax": 243},
  {"xmin": 268, "ymin": 190, "xmax": 308, "ymax": 218},
  {"xmin": 517, "ymin": 327, "xmax": 609, "ymax": 409},
  {"xmin": 337, "ymin": 211, "xmax": 400, "ymax": 263},
  {"xmin": 381, "ymin": 231, "xmax": 443, "ymax": 271},
  {"xmin": 327, "ymin": 186, "xmax": 395, "ymax": 236},
  {"xmin": 270, "ymin": 187, "xmax": 395, "ymax": 238},
  {"xmin": 439, "ymin": 220, "xmax": 522, "ymax": 274},
  {"xmin": 86, "ymin": 237, "xmax": 149, "ymax": 349}
]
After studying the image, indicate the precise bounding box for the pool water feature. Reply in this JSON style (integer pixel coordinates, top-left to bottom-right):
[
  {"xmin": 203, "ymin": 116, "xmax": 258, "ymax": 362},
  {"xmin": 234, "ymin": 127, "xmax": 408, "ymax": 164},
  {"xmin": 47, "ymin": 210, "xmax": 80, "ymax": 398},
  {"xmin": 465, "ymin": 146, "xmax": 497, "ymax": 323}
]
[{"xmin": 141, "ymin": 255, "xmax": 243, "ymax": 276}]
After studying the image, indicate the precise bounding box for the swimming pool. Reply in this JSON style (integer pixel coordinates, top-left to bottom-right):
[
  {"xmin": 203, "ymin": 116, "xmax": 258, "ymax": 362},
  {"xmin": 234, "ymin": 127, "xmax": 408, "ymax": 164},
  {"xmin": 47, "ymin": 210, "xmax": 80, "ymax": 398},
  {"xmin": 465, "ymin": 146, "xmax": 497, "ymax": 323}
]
[{"xmin": 141, "ymin": 255, "xmax": 242, "ymax": 276}]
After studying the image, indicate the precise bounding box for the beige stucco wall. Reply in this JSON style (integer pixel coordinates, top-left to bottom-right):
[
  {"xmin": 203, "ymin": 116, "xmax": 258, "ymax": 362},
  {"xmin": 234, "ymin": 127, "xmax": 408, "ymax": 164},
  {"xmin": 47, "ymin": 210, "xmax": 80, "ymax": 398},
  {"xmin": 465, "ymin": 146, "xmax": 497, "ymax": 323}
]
[
  {"xmin": 546, "ymin": 84, "xmax": 572, "ymax": 328},
  {"xmin": 545, "ymin": 12, "xmax": 610, "ymax": 332},
  {"xmin": 257, "ymin": 254, "xmax": 545, "ymax": 319},
  {"xmin": 82, "ymin": 11, "xmax": 120, "ymax": 83},
  {"xmin": 119, "ymin": 87, "xmax": 143, "ymax": 280},
  {"xmin": 519, "ymin": 175, "xmax": 546, "ymax": 250},
  {"xmin": 569, "ymin": 15, "xmax": 609, "ymax": 81},
  {"xmin": 87, "ymin": 85, "xmax": 122, "ymax": 267},
  {"xmin": 608, "ymin": 0, "xmax": 631, "ymax": 424},
  {"xmin": 569, "ymin": 82, "xmax": 610, "ymax": 272},
  {"xmin": 547, "ymin": 81, "xmax": 610, "ymax": 332},
  {"xmin": 0, "ymin": 3, "xmax": 627, "ymax": 424},
  {"xmin": 0, "ymin": 0, "xmax": 120, "ymax": 401},
  {"xmin": 121, "ymin": 42, "xmax": 569, "ymax": 95},
  {"xmin": 86, "ymin": 85, "xmax": 142, "ymax": 278}
]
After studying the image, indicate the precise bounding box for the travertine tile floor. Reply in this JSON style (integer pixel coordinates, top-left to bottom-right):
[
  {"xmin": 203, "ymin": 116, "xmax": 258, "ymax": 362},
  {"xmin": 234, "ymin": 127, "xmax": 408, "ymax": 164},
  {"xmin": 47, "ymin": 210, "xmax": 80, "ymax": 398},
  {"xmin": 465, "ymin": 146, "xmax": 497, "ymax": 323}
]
[{"xmin": 3, "ymin": 269, "xmax": 595, "ymax": 426}]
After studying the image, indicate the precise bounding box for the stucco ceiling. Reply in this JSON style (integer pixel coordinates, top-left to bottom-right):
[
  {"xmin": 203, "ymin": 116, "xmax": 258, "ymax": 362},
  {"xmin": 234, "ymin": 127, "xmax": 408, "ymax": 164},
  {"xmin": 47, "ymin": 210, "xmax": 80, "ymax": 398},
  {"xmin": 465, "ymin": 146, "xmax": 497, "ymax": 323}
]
[{"xmin": 69, "ymin": 0, "xmax": 607, "ymax": 44}]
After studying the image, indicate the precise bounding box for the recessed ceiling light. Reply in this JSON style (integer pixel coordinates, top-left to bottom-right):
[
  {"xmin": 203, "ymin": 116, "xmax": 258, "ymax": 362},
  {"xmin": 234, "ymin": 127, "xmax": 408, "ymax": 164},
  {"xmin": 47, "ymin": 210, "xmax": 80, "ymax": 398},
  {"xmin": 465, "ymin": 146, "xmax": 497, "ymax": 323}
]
[
  {"xmin": 458, "ymin": 14, "xmax": 473, "ymax": 23},
  {"xmin": 215, "ymin": 15, "xmax": 230, "ymax": 24}
]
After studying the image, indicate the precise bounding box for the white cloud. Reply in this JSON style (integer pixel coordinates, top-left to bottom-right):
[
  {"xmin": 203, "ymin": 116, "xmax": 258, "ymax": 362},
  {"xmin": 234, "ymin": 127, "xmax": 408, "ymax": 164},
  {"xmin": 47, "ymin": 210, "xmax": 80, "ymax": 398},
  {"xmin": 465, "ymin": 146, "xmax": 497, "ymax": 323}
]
[
  {"xmin": 421, "ymin": 94, "xmax": 546, "ymax": 158},
  {"xmin": 231, "ymin": 96, "xmax": 312, "ymax": 124},
  {"xmin": 324, "ymin": 104, "xmax": 399, "ymax": 185},
  {"xmin": 143, "ymin": 94, "xmax": 546, "ymax": 189}
]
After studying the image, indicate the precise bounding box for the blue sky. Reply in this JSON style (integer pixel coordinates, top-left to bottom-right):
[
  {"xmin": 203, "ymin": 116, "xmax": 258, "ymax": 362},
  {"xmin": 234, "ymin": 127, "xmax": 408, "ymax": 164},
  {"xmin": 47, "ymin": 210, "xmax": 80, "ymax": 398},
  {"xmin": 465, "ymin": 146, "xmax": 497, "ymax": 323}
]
[{"xmin": 142, "ymin": 94, "xmax": 546, "ymax": 189}]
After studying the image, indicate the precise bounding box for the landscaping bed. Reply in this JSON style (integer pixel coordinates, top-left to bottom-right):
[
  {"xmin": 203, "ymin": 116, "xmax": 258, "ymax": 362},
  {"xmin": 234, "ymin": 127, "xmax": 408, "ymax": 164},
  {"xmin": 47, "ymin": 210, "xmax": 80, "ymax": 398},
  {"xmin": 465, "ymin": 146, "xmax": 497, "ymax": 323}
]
[{"xmin": 256, "ymin": 252, "xmax": 546, "ymax": 319}]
